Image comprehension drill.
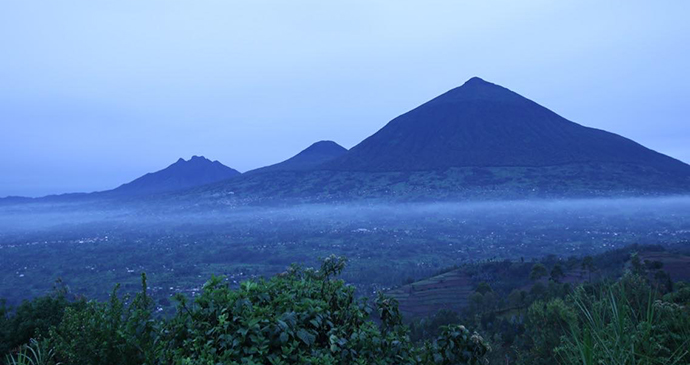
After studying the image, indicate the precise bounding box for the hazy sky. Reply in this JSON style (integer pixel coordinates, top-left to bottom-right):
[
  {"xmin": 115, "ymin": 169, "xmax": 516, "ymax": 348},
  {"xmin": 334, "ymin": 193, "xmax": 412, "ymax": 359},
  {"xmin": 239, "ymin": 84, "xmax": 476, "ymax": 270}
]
[{"xmin": 1, "ymin": 1, "xmax": 689, "ymax": 197}]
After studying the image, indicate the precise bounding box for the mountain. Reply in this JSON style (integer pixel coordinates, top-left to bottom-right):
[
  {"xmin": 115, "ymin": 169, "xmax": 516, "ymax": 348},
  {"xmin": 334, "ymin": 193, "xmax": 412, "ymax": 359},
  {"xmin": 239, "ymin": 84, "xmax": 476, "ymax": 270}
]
[
  {"xmin": 186, "ymin": 77, "xmax": 690, "ymax": 203},
  {"xmin": 325, "ymin": 77, "xmax": 690, "ymax": 175},
  {"xmin": 110, "ymin": 156, "xmax": 240, "ymax": 196},
  {"xmin": 8, "ymin": 78, "xmax": 687, "ymax": 206},
  {"xmin": 248, "ymin": 141, "xmax": 347, "ymax": 174}
]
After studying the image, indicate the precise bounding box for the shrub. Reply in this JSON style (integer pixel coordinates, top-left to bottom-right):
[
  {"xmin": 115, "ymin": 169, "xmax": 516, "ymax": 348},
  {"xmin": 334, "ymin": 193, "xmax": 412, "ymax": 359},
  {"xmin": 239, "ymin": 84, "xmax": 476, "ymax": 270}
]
[
  {"xmin": 49, "ymin": 274, "xmax": 154, "ymax": 365},
  {"xmin": 155, "ymin": 255, "xmax": 490, "ymax": 364}
]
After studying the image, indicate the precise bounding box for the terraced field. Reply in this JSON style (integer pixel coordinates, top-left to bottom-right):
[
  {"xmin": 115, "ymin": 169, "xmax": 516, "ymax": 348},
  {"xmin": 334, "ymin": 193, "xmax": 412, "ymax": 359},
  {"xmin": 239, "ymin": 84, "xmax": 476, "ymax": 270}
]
[
  {"xmin": 386, "ymin": 270, "xmax": 474, "ymax": 317},
  {"xmin": 389, "ymin": 265, "xmax": 592, "ymax": 318}
]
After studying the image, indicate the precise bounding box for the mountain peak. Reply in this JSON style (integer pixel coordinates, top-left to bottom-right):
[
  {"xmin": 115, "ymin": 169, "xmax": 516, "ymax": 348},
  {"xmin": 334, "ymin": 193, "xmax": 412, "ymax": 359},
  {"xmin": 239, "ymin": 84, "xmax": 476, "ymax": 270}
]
[
  {"xmin": 302, "ymin": 140, "xmax": 347, "ymax": 154},
  {"xmin": 111, "ymin": 156, "xmax": 240, "ymax": 195},
  {"xmin": 190, "ymin": 155, "xmax": 207, "ymax": 161},
  {"xmin": 463, "ymin": 76, "xmax": 488, "ymax": 85},
  {"xmin": 423, "ymin": 77, "xmax": 523, "ymax": 108},
  {"xmin": 247, "ymin": 140, "xmax": 348, "ymax": 174},
  {"xmin": 174, "ymin": 156, "xmax": 215, "ymax": 165}
]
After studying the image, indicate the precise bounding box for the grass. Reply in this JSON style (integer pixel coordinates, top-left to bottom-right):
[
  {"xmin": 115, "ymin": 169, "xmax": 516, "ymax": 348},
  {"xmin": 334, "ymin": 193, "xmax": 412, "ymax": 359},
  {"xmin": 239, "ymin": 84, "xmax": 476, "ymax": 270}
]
[
  {"xmin": 4, "ymin": 339, "xmax": 59, "ymax": 365},
  {"xmin": 561, "ymin": 282, "xmax": 690, "ymax": 365}
]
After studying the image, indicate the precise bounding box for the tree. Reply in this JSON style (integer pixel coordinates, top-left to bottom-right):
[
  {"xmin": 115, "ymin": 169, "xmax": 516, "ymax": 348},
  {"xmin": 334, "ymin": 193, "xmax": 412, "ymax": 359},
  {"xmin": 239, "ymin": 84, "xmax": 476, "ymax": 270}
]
[
  {"xmin": 507, "ymin": 289, "xmax": 526, "ymax": 309},
  {"xmin": 0, "ymin": 286, "xmax": 72, "ymax": 358},
  {"xmin": 630, "ymin": 253, "xmax": 645, "ymax": 276},
  {"xmin": 475, "ymin": 281, "xmax": 493, "ymax": 295},
  {"xmin": 550, "ymin": 264, "xmax": 565, "ymax": 283},
  {"xmin": 522, "ymin": 298, "xmax": 576, "ymax": 365},
  {"xmin": 530, "ymin": 263, "xmax": 548, "ymax": 282},
  {"xmin": 581, "ymin": 256, "xmax": 595, "ymax": 282}
]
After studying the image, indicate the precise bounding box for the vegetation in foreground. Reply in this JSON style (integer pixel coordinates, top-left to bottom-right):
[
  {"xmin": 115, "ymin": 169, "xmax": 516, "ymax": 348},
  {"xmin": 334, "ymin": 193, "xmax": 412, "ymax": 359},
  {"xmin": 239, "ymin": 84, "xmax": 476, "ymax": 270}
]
[
  {"xmin": 1, "ymin": 253, "xmax": 689, "ymax": 364},
  {"xmin": 1, "ymin": 256, "xmax": 490, "ymax": 365}
]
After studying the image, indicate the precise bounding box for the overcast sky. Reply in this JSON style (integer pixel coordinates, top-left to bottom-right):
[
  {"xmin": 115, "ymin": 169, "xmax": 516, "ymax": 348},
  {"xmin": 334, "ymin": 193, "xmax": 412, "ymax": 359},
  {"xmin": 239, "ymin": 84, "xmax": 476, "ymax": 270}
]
[{"xmin": 1, "ymin": 1, "xmax": 689, "ymax": 197}]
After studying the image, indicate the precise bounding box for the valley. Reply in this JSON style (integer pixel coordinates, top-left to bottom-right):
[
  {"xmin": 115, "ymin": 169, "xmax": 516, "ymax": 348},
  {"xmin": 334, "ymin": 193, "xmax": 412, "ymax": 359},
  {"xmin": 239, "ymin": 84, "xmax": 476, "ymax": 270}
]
[{"xmin": 2, "ymin": 197, "xmax": 689, "ymax": 314}]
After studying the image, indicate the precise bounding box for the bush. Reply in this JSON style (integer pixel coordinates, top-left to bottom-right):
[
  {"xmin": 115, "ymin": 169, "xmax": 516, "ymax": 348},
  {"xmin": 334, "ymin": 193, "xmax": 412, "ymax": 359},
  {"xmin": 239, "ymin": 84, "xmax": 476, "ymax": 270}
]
[
  {"xmin": 0, "ymin": 289, "xmax": 71, "ymax": 358},
  {"xmin": 155, "ymin": 255, "xmax": 490, "ymax": 364},
  {"xmin": 49, "ymin": 273, "xmax": 154, "ymax": 365},
  {"xmin": 2, "ymin": 258, "xmax": 489, "ymax": 365}
]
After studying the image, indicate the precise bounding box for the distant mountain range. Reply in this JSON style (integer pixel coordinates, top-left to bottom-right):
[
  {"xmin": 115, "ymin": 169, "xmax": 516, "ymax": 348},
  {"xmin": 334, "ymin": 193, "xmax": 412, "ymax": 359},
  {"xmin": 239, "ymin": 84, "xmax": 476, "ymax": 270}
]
[
  {"xmin": 3, "ymin": 77, "xmax": 690, "ymax": 205},
  {"xmin": 186, "ymin": 77, "xmax": 690, "ymax": 203}
]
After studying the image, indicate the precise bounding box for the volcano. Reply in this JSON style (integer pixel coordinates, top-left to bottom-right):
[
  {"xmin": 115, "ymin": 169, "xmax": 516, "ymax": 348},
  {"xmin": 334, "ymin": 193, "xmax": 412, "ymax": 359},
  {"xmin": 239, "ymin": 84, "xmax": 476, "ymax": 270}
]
[
  {"xmin": 111, "ymin": 155, "xmax": 240, "ymax": 195},
  {"xmin": 325, "ymin": 77, "xmax": 690, "ymax": 175},
  {"xmin": 249, "ymin": 140, "xmax": 347, "ymax": 174}
]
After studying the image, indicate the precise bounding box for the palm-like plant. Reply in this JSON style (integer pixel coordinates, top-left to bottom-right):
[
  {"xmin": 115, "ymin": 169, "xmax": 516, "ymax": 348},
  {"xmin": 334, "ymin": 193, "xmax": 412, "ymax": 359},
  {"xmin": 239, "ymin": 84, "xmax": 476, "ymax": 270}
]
[{"xmin": 4, "ymin": 339, "xmax": 60, "ymax": 365}]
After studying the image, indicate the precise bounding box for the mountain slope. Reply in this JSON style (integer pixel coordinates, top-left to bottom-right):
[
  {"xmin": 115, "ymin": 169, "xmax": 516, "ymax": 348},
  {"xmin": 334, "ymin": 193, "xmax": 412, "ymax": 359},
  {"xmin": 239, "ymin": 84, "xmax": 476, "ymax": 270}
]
[
  {"xmin": 325, "ymin": 77, "xmax": 690, "ymax": 175},
  {"xmin": 248, "ymin": 141, "xmax": 347, "ymax": 174},
  {"xmin": 110, "ymin": 156, "xmax": 240, "ymax": 195}
]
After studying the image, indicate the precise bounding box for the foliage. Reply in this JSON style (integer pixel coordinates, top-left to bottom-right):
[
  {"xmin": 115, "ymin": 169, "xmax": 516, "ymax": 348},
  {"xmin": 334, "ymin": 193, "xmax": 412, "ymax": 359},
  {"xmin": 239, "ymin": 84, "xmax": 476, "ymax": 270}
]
[
  {"xmin": 3, "ymin": 339, "xmax": 59, "ymax": 365},
  {"xmin": 550, "ymin": 264, "xmax": 565, "ymax": 283},
  {"xmin": 155, "ymin": 255, "xmax": 489, "ymax": 364},
  {"xmin": 409, "ymin": 310, "xmax": 461, "ymax": 342},
  {"xmin": 529, "ymin": 263, "xmax": 548, "ymax": 281},
  {"xmin": 420, "ymin": 325, "xmax": 491, "ymax": 365},
  {"xmin": 520, "ymin": 298, "xmax": 577, "ymax": 365},
  {"xmin": 556, "ymin": 275, "xmax": 690, "ymax": 365},
  {"xmin": 0, "ymin": 287, "xmax": 71, "ymax": 358},
  {"xmin": 4, "ymin": 249, "xmax": 690, "ymax": 365},
  {"xmin": 48, "ymin": 273, "xmax": 154, "ymax": 365}
]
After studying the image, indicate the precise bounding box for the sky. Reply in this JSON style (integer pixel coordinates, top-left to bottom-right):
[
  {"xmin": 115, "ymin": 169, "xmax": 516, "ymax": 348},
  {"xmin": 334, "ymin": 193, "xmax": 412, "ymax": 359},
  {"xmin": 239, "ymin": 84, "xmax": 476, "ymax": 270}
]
[{"xmin": 1, "ymin": 1, "xmax": 689, "ymax": 197}]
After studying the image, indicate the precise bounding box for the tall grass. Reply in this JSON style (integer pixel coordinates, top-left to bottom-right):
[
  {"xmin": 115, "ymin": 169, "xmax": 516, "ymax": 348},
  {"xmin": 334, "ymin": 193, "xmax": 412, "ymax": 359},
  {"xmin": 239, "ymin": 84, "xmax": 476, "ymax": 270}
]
[
  {"xmin": 3, "ymin": 339, "xmax": 59, "ymax": 365},
  {"xmin": 560, "ymin": 278, "xmax": 690, "ymax": 365}
]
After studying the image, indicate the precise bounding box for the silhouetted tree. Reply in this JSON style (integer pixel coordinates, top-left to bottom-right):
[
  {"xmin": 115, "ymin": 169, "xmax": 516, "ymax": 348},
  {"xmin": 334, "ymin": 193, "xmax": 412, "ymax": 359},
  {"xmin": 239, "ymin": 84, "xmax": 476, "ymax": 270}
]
[
  {"xmin": 550, "ymin": 264, "xmax": 565, "ymax": 283},
  {"xmin": 530, "ymin": 263, "xmax": 548, "ymax": 282}
]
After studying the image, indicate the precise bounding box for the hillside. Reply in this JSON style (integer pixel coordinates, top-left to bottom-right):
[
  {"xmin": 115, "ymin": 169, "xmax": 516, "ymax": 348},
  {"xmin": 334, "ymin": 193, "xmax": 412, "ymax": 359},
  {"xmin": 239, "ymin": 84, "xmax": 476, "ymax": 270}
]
[
  {"xmin": 388, "ymin": 245, "xmax": 688, "ymax": 319},
  {"xmin": 386, "ymin": 270, "xmax": 474, "ymax": 317},
  {"xmin": 248, "ymin": 140, "xmax": 347, "ymax": 174}
]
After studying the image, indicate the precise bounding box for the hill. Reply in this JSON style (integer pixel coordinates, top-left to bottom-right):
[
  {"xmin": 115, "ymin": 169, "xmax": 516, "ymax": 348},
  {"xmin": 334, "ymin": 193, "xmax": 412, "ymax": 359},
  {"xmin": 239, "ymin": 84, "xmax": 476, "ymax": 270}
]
[
  {"xmin": 247, "ymin": 140, "xmax": 347, "ymax": 174},
  {"xmin": 387, "ymin": 245, "xmax": 683, "ymax": 318},
  {"xmin": 109, "ymin": 155, "xmax": 240, "ymax": 196}
]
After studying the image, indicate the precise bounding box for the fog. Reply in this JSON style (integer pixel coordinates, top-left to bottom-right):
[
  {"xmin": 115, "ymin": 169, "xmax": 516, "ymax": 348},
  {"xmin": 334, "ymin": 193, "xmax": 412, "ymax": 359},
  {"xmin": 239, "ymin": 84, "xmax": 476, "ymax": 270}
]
[
  {"xmin": 2, "ymin": 196, "xmax": 689, "ymax": 306},
  {"xmin": 2, "ymin": 196, "xmax": 689, "ymax": 236}
]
